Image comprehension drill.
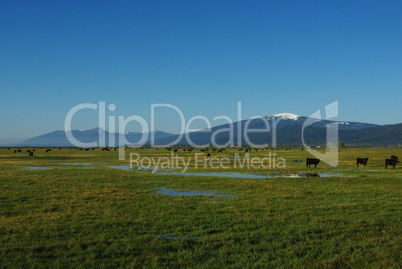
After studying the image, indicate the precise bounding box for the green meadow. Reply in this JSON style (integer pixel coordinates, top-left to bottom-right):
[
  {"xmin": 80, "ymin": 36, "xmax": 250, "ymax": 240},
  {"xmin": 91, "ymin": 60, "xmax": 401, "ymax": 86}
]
[{"xmin": 0, "ymin": 147, "xmax": 401, "ymax": 268}]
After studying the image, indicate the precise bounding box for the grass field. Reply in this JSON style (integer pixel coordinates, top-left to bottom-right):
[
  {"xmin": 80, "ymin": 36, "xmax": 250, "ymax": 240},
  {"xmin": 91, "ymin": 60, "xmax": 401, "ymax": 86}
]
[{"xmin": 0, "ymin": 147, "xmax": 401, "ymax": 268}]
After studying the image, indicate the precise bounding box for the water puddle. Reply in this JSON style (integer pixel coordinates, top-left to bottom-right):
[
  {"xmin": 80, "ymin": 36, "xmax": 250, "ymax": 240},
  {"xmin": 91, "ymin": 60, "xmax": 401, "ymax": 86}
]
[
  {"xmin": 293, "ymin": 173, "xmax": 347, "ymax": 178},
  {"xmin": 154, "ymin": 187, "xmax": 233, "ymax": 198},
  {"xmin": 109, "ymin": 165, "xmax": 132, "ymax": 171},
  {"xmin": 60, "ymin": 163, "xmax": 92, "ymax": 166},
  {"xmin": 25, "ymin": 166, "xmax": 54, "ymax": 170},
  {"xmin": 25, "ymin": 164, "xmax": 93, "ymax": 170},
  {"xmin": 157, "ymin": 171, "xmax": 268, "ymax": 178},
  {"xmin": 347, "ymin": 169, "xmax": 379, "ymax": 172},
  {"xmin": 108, "ymin": 165, "xmax": 349, "ymax": 178}
]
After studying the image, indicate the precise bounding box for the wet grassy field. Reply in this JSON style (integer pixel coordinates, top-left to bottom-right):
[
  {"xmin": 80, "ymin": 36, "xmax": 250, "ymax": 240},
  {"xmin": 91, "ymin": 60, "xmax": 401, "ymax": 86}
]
[{"xmin": 0, "ymin": 147, "xmax": 401, "ymax": 267}]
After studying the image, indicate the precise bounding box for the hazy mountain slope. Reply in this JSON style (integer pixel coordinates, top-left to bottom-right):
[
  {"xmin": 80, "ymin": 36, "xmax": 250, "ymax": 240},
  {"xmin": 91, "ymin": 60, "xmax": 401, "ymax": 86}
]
[{"xmin": 13, "ymin": 129, "xmax": 173, "ymax": 147}]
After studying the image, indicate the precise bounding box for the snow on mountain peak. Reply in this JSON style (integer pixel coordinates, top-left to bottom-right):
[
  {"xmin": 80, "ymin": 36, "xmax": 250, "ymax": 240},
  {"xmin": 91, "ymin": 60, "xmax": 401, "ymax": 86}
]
[{"xmin": 270, "ymin": 113, "xmax": 301, "ymax": 120}]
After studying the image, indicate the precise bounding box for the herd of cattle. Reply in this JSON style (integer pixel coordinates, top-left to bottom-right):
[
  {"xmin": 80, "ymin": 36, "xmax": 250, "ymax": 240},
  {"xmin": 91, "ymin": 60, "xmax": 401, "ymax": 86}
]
[
  {"xmin": 7, "ymin": 147, "xmax": 401, "ymax": 169},
  {"xmin": 306, "ymin": 155, "xmax": 399, "ymax": 169}
]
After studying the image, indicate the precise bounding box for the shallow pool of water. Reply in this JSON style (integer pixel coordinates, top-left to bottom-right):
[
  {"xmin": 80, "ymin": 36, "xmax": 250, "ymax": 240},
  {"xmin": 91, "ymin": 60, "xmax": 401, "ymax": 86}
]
[
  {"xmin": 109, "ymin": 165, "xmax": 132, "ymax": 171},
  {"xmin": 157, "ymin": 171, "xmax": 268, "ymax": 178},
  {"xmin": 60, "ymin": 163, "xmax": 92, "ymax": 166},
  {"xmin": 25, "ymin": 166, "xmax": 54, "ymax": 170},
  {"xmin": 154, "ymin": 187, "xmax": 233, "ymax": 198},
  {"xmin": 108, "ymin": 165, "xmax": 350, "ymax": 178},
  {"xmin": 347, "ymin": 169, "xmax": 379, "ymax": 172}
]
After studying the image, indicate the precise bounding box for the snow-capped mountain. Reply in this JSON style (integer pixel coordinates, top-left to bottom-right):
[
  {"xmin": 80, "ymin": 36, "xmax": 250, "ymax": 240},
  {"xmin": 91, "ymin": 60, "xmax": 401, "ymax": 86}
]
[
  {"xmin": 269, "ymin": 113, "xmax": 301, "ymax": 121},
  {"xmin": 10, "ymin": 113, "xmax": 399, "ymax": 147},
  {"xmin": 263, "ymin": 113, "xmax": 378, "ymax": 130}
]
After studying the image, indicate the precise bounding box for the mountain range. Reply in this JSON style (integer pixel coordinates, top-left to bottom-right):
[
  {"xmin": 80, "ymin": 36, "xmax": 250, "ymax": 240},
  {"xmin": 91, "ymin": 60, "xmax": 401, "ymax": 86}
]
[{"xmin": 7, "ymin": 113, "xmax": 402, "ymax": 147}]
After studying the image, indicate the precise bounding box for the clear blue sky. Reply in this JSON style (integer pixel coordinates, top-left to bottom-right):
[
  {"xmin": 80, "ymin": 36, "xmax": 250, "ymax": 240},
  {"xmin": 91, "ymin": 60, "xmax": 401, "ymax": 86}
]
[{"xmin": 1, "ymin": 0, "xmax": 401, "ymax": 143}]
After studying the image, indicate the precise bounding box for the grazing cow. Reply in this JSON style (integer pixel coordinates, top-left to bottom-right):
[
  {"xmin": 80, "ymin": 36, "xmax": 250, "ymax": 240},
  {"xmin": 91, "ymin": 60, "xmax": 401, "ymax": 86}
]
[
  {"xmin": 174, "ymin": 149, "xmax": 178, "ymax": 153},
  {"xmin": 385, "ymin": 159, "xmax": 398, "ymax": 169},
  {"xmin": 356, "ymin": 158, "xmax": 369, "ymax": 167},
  {"xmin": 207, "ymin": 153, "xmax": 211, "ymax": 159},
  {"xmin": 306, "ymin": 158, "xmax": 320, "ymax": 168},
  {"xmin": 29, "ymin": 151, "xmax": 34, "ymax": 157}
]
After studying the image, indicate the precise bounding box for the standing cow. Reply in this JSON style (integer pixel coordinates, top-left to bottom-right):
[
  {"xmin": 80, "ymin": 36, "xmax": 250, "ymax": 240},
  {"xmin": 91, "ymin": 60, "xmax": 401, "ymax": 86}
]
[
  {"xmin": 356, "ymin": 158, "xmax": 369, "ymax": 167},
  {"xmin": 385, "ymin": 155, "xmax": 399, "ymax": 169},
  {"xmin": 306, "ymin": 158, "xmax": 320, "ymax": 168}
]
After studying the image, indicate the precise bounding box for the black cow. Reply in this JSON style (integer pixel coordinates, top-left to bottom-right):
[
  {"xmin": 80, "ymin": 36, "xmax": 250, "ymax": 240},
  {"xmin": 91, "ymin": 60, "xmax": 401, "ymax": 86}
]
[
  {"xmin": 29, "ymin": 151, "xmax": 34, "ymax": 157},
  {"xmin": 306, "ymin": 158, "xmax": 320, "ymax": 168},
  {"xmin": 385, "ymin": 159, "xmax": 398, "ymax": 169},
  {"xmin": 391, "ymin": 155, "xmax": 399, "ymax": 163},
  {"xmin": 385, "ymin": 155, "xmax": 399, "ymax": 169},
  {"xmin": 356, "ymin": 158, "xmax": 369, "ymax": 167},
  {"xmin": 207, "ymin": 153, "xmax": 211, "ymax": 159}
]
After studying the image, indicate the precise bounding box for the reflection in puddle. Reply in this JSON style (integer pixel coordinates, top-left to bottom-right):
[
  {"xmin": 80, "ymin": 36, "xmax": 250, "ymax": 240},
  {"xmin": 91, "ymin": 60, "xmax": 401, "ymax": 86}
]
[
  {"xmin": 60, "ymin": 163, "xmax": 92, "ymax": 166},
  {"xmin": 347, "ymin": 169, "xmax": 379, "ymax": 172},
  {"xmin": 157, "ymin": 234, "xmax": 197, "ymax": 240},
  {"xmin": 155, "ymin": 187, "xmax": 233, "ymax": 198},
  {"xmin": 294, "ymin": 173, "xmax": 345, "ymax": 178},
  {"xmin": 157, "ymin": 171, "xmax": 268, "ymax": 178},
  {"xmin": 25, "ymin": 165, "xmax": 91, "ymax": 170},
  {"xmin": 109, "ymin": 165, "xmax": 132, "ymax": 171},
  {"xmin": 25, "ymin": 167, "xmax": 53, "ymax": 170},
  {"xmin": 108, "ymin": 165, "xmax": 349, "ymax": 178}
]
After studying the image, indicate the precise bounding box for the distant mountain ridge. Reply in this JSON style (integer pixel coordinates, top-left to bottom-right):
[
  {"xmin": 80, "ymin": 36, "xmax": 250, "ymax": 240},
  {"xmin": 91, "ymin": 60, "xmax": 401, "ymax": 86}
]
[
  {"xmin": 150, "ymin": 113, "xmax": 383, "ymax": 146},
  {"xmin": 12, "ymin": 128, "xmax": 173, "ymax": 147},
  {"xmin": 8, "ymin": 113, "xmax": 401, "ymax": 147}
]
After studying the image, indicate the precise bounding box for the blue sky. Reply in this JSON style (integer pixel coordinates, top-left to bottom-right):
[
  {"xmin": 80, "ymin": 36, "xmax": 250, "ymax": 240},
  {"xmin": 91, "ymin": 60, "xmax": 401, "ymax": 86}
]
[{"xmin": 0, "ymin": 0, "xmax": 401, "ymax": 143}]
